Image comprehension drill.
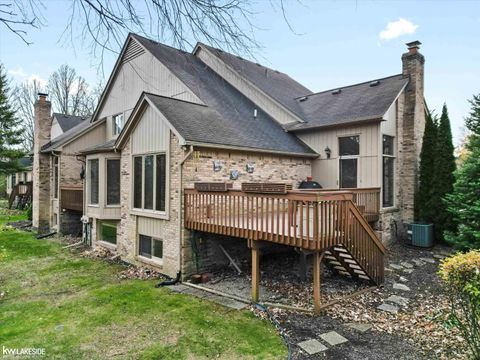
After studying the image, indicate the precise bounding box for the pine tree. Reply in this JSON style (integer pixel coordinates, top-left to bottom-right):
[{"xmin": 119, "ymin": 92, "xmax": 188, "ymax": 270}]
[
  {"xmin": 0, "ymin": 64, "xmax": 24, "ymax": 174},
  {"xmin": 432, "ymin": 104, "xmax": 456, "ymax": 241},
  {"xmin": 415, "ymin": 109, "xmax": 438, "ymax": 222},
  {"xmin": 445, "ymin": 95, "xmax": 480, "ymax": 249}
]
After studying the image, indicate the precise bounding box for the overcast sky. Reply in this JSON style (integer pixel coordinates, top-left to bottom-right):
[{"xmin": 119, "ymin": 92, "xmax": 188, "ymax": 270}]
[{"xmin": 1, "ymin": 0, "xmax": 479, "ymax": 144}]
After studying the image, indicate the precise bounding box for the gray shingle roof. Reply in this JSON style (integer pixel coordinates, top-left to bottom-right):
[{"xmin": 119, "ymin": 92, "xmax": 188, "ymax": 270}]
[
  {"xmin": 197, "ymin": 43, "xmax": 312, "ymax": 120},
  {"xmin": 53, "ymin": 113, "xmax": 89, "ymax": 132},
  {"xmin": 80, "ymin": 139, "xmax": 116, "ymax": 154},
  {"xmin": 286, "ymin": 74, "xmax": 409, "ymax": 131},
  {"xmin": 19, "ymin": 156, "xmax": 33, "ymax": 169},
  {"xmin": 41, "ymin": 119, "xmax": 95, "ymax": 153},
  {"xmin": 131, "ymin": 35, "xmax": 316, "ymax": 156}
]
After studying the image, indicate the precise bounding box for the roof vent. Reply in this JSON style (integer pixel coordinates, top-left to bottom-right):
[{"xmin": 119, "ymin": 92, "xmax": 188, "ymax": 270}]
[
  {"xmin": 299, "ymin": 96, "xmax": 308, "ymax": 102},
  {"xmin": 332, "ymin": 89, "xmax": 342, "ymax": 95},
  {"xmin": 369, "ymin": 80, "xmax": 380, "ymax": 87}
]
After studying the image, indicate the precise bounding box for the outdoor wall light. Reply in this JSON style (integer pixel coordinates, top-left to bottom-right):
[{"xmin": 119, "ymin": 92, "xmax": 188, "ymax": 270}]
[{"xmin": 324, "ymin": 146, "xmax": 331, "ymax": 159}]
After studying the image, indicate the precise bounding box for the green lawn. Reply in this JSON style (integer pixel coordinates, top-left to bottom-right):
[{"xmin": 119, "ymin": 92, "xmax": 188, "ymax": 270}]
[{"xmin": 0, "ymin": 210, "xmax": 286, "ymax": 359}]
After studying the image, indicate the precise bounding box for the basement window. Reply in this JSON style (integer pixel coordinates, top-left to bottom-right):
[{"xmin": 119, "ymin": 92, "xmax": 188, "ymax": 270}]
[
  {"xmin": 99, "ymin": 221, "xmax": 117, "ymax": 245},
  {"xmin": 138, "ymin": 234, "xmax": 163, "ymax": 264}
]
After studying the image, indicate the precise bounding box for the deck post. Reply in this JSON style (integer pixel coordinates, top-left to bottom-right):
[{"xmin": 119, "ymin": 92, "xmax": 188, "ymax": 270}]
[
  {"xmin": 249, "ymin": 239, "xmax": 261, "ymax": 302},
  {"xmin": 313, "ymin": 251, "xmax": 324, "ymax": 314}
]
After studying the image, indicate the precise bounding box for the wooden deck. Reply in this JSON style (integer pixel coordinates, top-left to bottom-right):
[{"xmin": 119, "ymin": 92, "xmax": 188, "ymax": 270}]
[{"xmin": 184, "ymin": 186, "xmax": 385, "ymax": 313}]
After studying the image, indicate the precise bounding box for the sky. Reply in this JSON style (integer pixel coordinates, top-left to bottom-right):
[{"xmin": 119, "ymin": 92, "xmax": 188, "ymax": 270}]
[{"xmin": 1, "ymin": 0, "xmax": 479, "ymax": 144}]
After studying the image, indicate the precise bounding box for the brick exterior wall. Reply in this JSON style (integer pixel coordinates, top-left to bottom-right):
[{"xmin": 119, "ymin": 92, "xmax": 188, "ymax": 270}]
[{"xmin": 32, "ymin": 96, "xmax": 52, "ymax": 233}]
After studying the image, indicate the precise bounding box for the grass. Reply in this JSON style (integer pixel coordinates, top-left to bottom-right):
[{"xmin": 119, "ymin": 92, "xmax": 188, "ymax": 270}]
[{"xmin": 0, "ymin": 209, "xmax": 286, "ymax": 359}]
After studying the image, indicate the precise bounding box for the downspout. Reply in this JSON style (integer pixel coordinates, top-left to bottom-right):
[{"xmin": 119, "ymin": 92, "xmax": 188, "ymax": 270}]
[
  {"xmin": 178, "ymin": 145, "xmax": 194, "ymax": 280},
  {"xmin": 51, "ymin": 151, "xmax": 60, "ymax": 231}
]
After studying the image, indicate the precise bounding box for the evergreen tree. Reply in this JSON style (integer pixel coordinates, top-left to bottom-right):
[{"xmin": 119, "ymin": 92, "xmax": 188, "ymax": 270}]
[
  {"xmin": 0, "ymin": 64, "xmax": 24, "ymax": 174},
  {"xmin": 433, "ymin": 104, "xmax": 456, "ymax": 241},
  {"xmin": 445, "ymin": 95, "xmax": 480, "ymax": 250},
  {"xmin": 415, "ymin": 109, "xmax": 438, "ymax": 222}
]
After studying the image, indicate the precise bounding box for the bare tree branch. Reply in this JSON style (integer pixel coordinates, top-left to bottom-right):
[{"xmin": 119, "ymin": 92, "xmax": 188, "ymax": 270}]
[{"xmin": 0, "ymin": 0, "xmax": 44, "ymax": 45}]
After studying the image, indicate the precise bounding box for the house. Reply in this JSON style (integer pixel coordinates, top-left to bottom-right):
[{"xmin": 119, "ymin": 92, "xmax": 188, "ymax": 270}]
[
  {"xmin": 32, "ymin": 35, "xmax": 425, "ymax": 308},
  {"xmin": 6, "ymin": 156, "xmax": 33, "ymax": 209}
]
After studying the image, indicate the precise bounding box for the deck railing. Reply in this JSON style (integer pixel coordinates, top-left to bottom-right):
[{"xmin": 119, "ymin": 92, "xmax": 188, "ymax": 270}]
[
  {"xmin": 184, "ymin": 188, "xmax": 385, "ymax": 284},
  {"xmin": 60, "ymin": 187, "xmax": 83, "ymax": 212},
  {"xmin": 8, "ymin": 182, "xmax": 32, "ymax": 209}
]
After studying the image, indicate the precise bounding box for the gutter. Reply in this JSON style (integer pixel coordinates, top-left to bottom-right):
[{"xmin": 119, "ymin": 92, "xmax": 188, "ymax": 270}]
[
  {"xmin": 185, "ymin": 141, "xmax": 318, "ymax": 159},
  {"xmin": 178, "ymin": 145, "xmax": 194, "ymax": 279}
]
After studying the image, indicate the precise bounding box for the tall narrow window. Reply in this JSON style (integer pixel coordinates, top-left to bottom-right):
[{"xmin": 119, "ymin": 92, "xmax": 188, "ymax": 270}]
[
  {"xmin": 133, "ymin": 153, "xmax": 167, "ymax": 212},
  {"xmin": 156, "ymin": 154, "xmax": 166, "ymax": 211},
  {"xmin": 89, "ymin": 159, "xmax": 99, "ymax": 205},
  {"xmin": 107, "ymin": 159, "xmax": 120, "ymax": 205},
  {"xmin": 382, "ymin": 135, "xmax": 395, "ymax": 207},
  {"xmin": 11, "ymin": 174, "xmax": 16, "ymax": 188},
  {"xmin": 53, "ymin": 157, "xmax": 59, "ymax": 199},
  {"xmin": 133, "ymin": 156, "xmax": 143, "ymax": 208},
  {"xmin": 144, "ymin": 155, "xmax": 154, "ymax": 210},
  {"xmin": 113, "ymin": 113, "xmax": 124, "ymax": 135},
  {"xmin": 339, "ymin": 136, "xmax": 359, "ymax": 188}
]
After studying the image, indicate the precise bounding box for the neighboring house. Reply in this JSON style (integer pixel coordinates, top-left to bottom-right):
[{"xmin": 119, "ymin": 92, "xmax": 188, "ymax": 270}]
[
  {"xmin": 6, "ymin": 156, "xmax": 33, "ymax": 209},
  {"xmin": 32, "ymin": 35, "xmax": 425, "ymax": 297}
]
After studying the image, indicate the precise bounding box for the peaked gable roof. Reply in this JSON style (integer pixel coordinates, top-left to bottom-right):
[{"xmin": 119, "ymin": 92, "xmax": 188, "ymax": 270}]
[
  {"xmin": 53, "ymin": 113, "xmax": 88, "ymax": 132},
  {"xmin": 118, "ymin": 92, "xmax": 316, "ymax": 156},
  {"xmin": 287, "ymin": 74, "xmax": 409, "ymax": 131},
  {"xmin": 194, "ymin": 43, "xmax": 313, "ymax": 121}
]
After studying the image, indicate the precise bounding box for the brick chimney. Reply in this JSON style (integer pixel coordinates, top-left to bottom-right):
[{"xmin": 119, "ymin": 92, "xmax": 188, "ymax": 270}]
[
  {"xmin": 32, "ymin": 93, "xmax": 52, "ymax": 233},
  {"xmin": 397, "ymin": 41, "xmax": 426, "ymax": 225}
]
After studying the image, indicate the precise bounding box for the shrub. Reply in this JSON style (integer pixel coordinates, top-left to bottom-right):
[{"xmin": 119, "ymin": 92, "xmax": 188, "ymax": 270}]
[{"xmin": 439, "ymin": 251, "xmax": 480, "ymax": 359}]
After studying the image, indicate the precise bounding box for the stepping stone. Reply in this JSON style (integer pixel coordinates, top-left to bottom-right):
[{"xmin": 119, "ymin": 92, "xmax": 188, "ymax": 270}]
[
  {"xmin": 55, "ymin": 324, "xmax": 64, "ymax": 332},
  {"xmin": 419, "ymin": 257, "xmax": 435, "ymax": 264},
  {"xmin": 386, "ymin": 295, "xmax": 409, "ymax": 306},
  {"xmin": 377, "ymin": 303, "xmax": 399, "ymax": 314},
  {"xmin": 412, "ymin": 259, "xmax": 425, "ymax": 266},
  {"xmin": 209, "ymin": 296, "xmax": 247, "ymax": 310},
  {"xmin": 401, "ymin": 262, "xmax": 414, "ymax": 269},
  {"xmin": 319, "ymin": 331, "xmax": 348, "ymax": 346},
  {"xmin": 389, "ymin": 264, "xmax": 403, "ymax": 270},
  {"xmin": 297, "ymin": 339, "xmax": 328, "ymax": 355},
  {"xmin": 346, "ymin": 323, "xmax": 372, "ymax": 333},
  {"xmin": 433, "ymin": 254, "xmax": 446, "ymax": 259},
  {"xmin": 393, "ymin": 283, "xmax": 411, "ymax": 291},
  {"xmin": 398, "ymin": 276, "xmax": 408, "ymax": 283},
  {"xmin": 402, "ymin": 268, "xmax": 413, "ymax": 274},
  {"xmin": 180, "ymin": 287, "xmax": 206, "ymax": 297}
]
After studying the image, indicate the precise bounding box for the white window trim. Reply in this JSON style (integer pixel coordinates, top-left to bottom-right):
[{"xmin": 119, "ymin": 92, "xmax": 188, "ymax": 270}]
[
  {"xmin": 87, "ymin": 157, "xmax": 100, "ymax": 206},
  {"xmin": 130, "ymin": 149, "xmax": 169, "ymax": 220},
  {"xmin": 137, "ymin": 235, "xmax": 164, "ymax": 266},
  {"xmin": 338, "ymin": 135, "xmax": 360, "ymax": 189},
  {"xmin": 113, "ymin": 112, "xmax": 125, "ymax": 136},
  {"xmin": 381, "ymin": 134, "xmax": 396, "ymax": 209}
]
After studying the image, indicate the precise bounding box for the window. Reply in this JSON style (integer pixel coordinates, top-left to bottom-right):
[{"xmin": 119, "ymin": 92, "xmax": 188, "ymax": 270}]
[
  {"xmin": 89, "ymin": 159, "xmax": 99, "ymax": 204},
  {"xmin": 339, "ymin": 136, "xmax": 359, "ymax": 188},
  {"xmin": 99, "ymin": 221, "xmax": 117, "ymax": 245},
  {"xmin": 133, "ymin": 154, "xmax": 167, "ymax": 212},
  {"xmin": 53, "ymin": 157, "xmax": 59, "ymax": 198},
  {"xmin": 23, "ymin": 172, "xmax": 27, "ymax": 183},
  {"xmin": 339, "ymin": 136, "xmax": 360, "ymax": 156},
  {"xmin": 382, "ymin": 135, "xmax": 395, "ymax": 207},
  {"xmin": 113, "ymin": 113, "xmax": 124, "ymax": 135},
  {"xmin": 106, "ymin": 159, "xmax": 120, "ymax": 205},
  {"xmin": 11, "ymin": 174, "xmax": 16, "ymax": 188},
  {"xmin": 138, "ymin": 234, "xmax": 163, "ymax": 262}
]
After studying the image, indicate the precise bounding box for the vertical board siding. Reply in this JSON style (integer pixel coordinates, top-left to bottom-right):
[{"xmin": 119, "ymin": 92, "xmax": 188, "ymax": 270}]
[
  {"xmin": 131, "ymin": 106, "xmax": 170, "ymax": 154},
  {"xmin": 62, "ymin": 123, "xmax": 107, "ymax": 154},
  {"xmin": 137, "ymin": 216, "xmax": 165, "ymax": 239},
  {"xmin": 98, "ymin": 49, "xmax": 202, "ymax": 142},
  {"xmin": 297, "ymin": 123, "xmax": 380, "ymax": 188}
]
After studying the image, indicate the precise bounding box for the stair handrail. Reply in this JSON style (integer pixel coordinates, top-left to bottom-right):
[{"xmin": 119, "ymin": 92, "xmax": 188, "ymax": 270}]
[{"xmin": 347, "ymin": 200, "xmax": 386, "ymax": 254}]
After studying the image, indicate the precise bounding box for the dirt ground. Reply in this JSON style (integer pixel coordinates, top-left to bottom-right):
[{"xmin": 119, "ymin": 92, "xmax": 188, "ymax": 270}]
[{"xmin": 200, "ymin": 241, "xmax": 467, "ymax": 359}]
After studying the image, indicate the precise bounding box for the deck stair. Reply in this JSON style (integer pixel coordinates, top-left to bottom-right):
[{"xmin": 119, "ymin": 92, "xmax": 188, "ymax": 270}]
[{"xmin": 184, "ymin": 185, "xmax": 386, "ymax": 310}]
